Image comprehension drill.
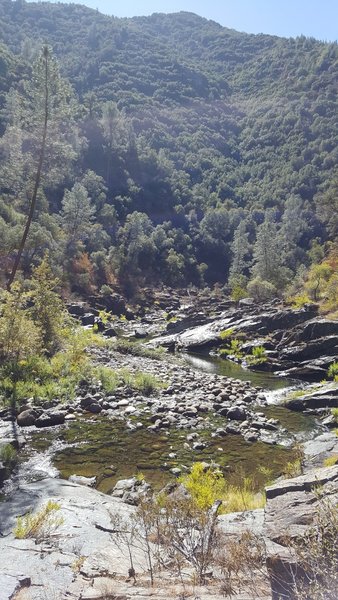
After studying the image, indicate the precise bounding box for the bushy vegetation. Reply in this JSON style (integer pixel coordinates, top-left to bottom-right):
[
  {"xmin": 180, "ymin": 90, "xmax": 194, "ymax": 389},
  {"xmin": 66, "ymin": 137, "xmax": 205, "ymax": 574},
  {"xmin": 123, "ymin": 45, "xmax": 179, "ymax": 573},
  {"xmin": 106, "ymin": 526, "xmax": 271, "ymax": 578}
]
[
  {"xmin": 246, "ymin": 345, "xmax": 267, "ymax": 366},
  {"xmin": 110, "ymin": 338, "xmax": 165, "ymax": 360},
  {"xmin": 179, "ymin": 462, "xmax": 265, "ymax": 514},
  {"xmin": 323, "ymin": 455, "xmax": 338, "ymax": 467},
  {"xmin": 328, "ymin": 362, "xmax": 338, "ymax": 381},
  {"xmin": 14, "ymin": 500, "xmax": 63, "ymax": 541},
  {"xmin": 219, "ymin": 338, "xmax": 243, "ymax": 359},
  {"xmin": 286, "ymin": 499, "xmax": 338, "ymax": 600},
  {"xmin": 0, "ymin": 257, "xmax": 163, "ymax": 408},
  {"xmin": 0, "ymin": 443, "xmax": 18, "ymax": 473},
  {"xmin": 110, "ymin": 463, "xmax": 265, "ymax": 587},
  {"xmin": 0, "ymin": 3, "xmax": 336, "ymax": 300}
]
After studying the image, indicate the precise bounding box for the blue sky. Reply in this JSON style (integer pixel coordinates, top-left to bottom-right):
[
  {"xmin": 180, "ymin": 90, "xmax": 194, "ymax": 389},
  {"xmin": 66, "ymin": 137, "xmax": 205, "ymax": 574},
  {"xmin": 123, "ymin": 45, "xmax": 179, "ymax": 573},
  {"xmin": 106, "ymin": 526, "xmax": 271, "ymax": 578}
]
[{"xmin": 29, "ymin": 0, "xmax": 338, "ymax": 41}]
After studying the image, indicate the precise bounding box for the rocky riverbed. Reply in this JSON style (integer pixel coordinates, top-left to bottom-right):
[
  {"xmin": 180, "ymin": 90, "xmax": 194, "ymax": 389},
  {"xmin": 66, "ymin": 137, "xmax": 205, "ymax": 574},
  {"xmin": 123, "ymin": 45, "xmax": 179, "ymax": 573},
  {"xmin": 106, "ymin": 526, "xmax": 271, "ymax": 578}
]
[
  {"xmin": 2, "ymin": 291, "xmax": 337, "ymax": 493},
  {"xmin": 1, "ymin": 293, "xmax": 338, "ymax": 599},
  {"xmin": 1, "ymin": 346, "xmax": 305, "ymax": 496}
]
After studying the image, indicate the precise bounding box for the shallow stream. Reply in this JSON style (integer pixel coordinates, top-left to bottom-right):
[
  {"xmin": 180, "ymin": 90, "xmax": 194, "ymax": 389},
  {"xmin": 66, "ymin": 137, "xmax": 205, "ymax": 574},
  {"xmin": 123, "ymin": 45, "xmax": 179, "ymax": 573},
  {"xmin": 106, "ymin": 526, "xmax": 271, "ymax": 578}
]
[{"xmin": 15, "ymin": 354, "xmax": 319, "ymax": 494}]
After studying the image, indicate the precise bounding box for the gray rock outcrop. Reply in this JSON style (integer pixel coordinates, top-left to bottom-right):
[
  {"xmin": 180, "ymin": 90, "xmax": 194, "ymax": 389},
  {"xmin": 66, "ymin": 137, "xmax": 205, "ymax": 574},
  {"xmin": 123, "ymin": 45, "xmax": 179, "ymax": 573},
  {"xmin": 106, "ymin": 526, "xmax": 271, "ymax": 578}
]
[{"xmin": 264, "ymin": 465, "xmax": 338, "ymax": 599}]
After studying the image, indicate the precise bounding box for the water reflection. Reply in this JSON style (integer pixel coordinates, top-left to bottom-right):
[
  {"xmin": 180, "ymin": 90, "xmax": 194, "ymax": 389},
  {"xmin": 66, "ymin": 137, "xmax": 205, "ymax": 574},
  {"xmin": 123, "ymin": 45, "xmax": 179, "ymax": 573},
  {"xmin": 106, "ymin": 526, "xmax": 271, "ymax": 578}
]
[{"xmin": 183, "ymin": 352, "xmax": 297, "ymax": 390}]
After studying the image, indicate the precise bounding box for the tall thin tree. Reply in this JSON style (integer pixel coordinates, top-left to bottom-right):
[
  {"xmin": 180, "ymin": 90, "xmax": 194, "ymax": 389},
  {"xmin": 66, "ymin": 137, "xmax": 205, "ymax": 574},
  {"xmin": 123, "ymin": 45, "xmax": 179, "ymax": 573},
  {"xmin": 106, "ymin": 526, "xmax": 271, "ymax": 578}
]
[{"xmin": 7, "ymin": 45, "xmax": 50, "ymax": 290}]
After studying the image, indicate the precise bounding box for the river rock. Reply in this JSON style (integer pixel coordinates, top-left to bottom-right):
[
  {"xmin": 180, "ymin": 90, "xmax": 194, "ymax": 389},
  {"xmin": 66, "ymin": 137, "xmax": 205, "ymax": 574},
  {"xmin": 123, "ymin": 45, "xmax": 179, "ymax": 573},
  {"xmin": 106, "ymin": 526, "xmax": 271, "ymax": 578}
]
[
  {"xmin": 282, "ymin": 318, "xmax": 338, "ymax": 344},
  {"xmin": 303, "ymin": 432, "xmax": 338, "ymax": 469},
  {"xmin": 192, "ymin": 441, "xmax": 206, "ymax": 451},
  {"xmin": 34, "ymin": 410, "xmax": 66, "ymax": 427},
  {"xmin": 111, "ymin": 477, "xmax": 151, "ymax": 505},
  {"xmin": 66, "ymin": 302, "xmax": 86, "ymax": 317},
  {"xmin": 69, "ymin": 474, "xmax": 96, "ymax": 487},
  {"xmin": 81, "ymin": 312, "xmax": 95, "ymax": 326},
  {"xmin": 279, "ymin": 335, "xmax": 338, "ymax": 361},
  {"xmin": 0, "ymin": 574, "xmax": 31, "ymax": 600},
  {"xmin": 103, "ymin": 326, "xmax": 117, "ymax": 337},
  {"xmin": 0, "ymin": 461, "xmax": 7, "ymax": 485},
  {"xmin": 87, "ymin": 402, "xmax": 102, "ymax": 414},
  {"xmin": 280, "ymin": 362, "xmax": 329, "ymax": 381},
  {"xmin": 17, "ymin": 409, "xmax": 38, "ymax": 427},
  {"xmin": 80, "ymin": 395, "xmax": 94, "ymax": 408},
  {"xmin": 166, "ymin": 312, "xmax": 210, "ymax": 334},
  {"xmin": 227, "ymin": 406, "xmax": 247, "ymax": 421},
  {"xmin": 0, "ymin": 478, "xmax": 146, "ymax": 599}
]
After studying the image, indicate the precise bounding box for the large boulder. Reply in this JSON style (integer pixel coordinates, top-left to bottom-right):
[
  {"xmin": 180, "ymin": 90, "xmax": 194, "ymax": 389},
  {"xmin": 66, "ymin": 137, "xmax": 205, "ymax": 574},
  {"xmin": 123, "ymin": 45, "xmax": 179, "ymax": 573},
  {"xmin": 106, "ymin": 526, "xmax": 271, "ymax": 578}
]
[
  {"xmin": 285, "ymin": 383, "xmax": 338, "ymax": 411},
  {"xmin": 257, "ymin": 306, "xmax": 318, "ymax": 334},
  {"xmin": 17, "ymin": 408, "xmax": 38, "ymax": 427},
  {"xmin": 34, "ymin": 410, "xmax": 66, "ymax": 427},
  {"xmin": 303, "ymin": 432, "xmax": 338, "ymax": 469},
  {"xmin": 0, "ymin": 478, "xmax": 145, "ymax": 599},
  {"xmin": 111, "ymin": 477, "xmax": 151, "ymax": 505},
  {"xmin": 279, "ymin": 362, "xmax": 329, "ymax": 381},
  {"xmin": 150, "ymin": 304, "xmax": 318, "ymax": 352},
  {"xmin": 66, "ymin": 302, "xmax": 86, "ymax": 317},
  {"xmin": 81, "ymin": 312, "xmax": 95, "ymax": 326},
  {"xmin": 166, "ymin": 312, "xmax": 210, "ymax": 334},
  {"xmin": 264, "ymin": 465, "xmax": 338, "ymax": 599}
]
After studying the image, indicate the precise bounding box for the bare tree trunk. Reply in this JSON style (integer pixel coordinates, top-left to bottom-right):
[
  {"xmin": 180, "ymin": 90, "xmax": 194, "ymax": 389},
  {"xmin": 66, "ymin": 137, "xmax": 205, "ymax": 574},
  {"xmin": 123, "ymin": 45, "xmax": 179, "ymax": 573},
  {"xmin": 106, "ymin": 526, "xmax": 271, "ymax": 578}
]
[{"xmin": 7, "ymin": 46, "xmax": 49, "ymax": 290}]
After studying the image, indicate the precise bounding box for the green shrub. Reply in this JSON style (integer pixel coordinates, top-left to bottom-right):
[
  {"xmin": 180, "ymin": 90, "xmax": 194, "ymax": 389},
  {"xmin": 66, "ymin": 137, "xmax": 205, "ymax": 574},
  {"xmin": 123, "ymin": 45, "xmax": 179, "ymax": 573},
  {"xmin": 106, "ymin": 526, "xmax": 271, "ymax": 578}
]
[
  {"xmin": 111, "ymin": 338, "xmax": 164, "ymax": 360},
  {"xmin": 246, "ymin": 345, "xmax": 267, "ymax": 365},
  {"xmin": 323, "ymin": 455, "xmax": 338, "ymax": 467},
  {"xmin": 98, "ymin": 309, "xmax": 113, "ymax": 325},
  {"xmin": 0, "ymin": 444, "xmax": 18, "ymax": 470},
  {"xmin": 14, "ymin": 500, "xmax": 63, "ymax": 540},
  {"xmin": 328, "ymin": 362, "xmax": 338, "ymax": 381},
  {"xmin": 283, "ymin": 444, "xmax": 304, "ymax": 478},
  {"xmin": 134, "ymin": 372, "xmax": 163, "ymax": 395},
  {"xmin": 219, "ymin": 328, "xmax": 234, "ymax": 341},
  {"xmin": 230, "ymin": 284, "xmax": 247, "ymax": 303},
  {"xmin": 288, "ymin": 293, "xmax": 312, "ymax": 308},
  {"xmin": 179, "ymin": 463, "xmax": 265, "ymax": 514},
  {"xmin": 94, "ymin": 366, "xmax": 120, "ymax": 393},
  {"xmin": 179, "ymin": 462, "xmax": 225, "ymax": 510},
  {"xmin": 100, "ymin": 284, "xmax": 113, "ymax": 297},
  {"xmin": 283, "ymin": 458, "xmax": 303, "ymax": 478},
  {"xmin": 220, "ymin": 339, "xmax": 243, "ymax": 359},
  {"xmin": 247, "ymin": 277, "xmax": 277, "ymax": 302},
  {"xmin": 331, "ymin": 408, "xmax": 338, "ymax": 423}
]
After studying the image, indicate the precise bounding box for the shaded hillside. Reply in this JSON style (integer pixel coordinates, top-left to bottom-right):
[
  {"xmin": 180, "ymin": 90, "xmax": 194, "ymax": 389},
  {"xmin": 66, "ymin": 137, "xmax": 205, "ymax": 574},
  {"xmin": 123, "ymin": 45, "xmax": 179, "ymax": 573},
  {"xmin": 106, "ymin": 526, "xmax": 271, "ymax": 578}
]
[{"xmin": 0, "ymin": 0, "xmax": 337, "ymax": 295}]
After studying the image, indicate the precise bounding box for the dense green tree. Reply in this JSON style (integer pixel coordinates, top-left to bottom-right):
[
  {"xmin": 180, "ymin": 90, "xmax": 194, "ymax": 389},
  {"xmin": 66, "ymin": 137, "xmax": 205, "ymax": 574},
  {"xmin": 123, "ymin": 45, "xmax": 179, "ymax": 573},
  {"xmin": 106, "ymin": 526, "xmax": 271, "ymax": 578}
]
[
  {"xmin": 229, "ymin": 220, "xmax": 251, "ymax": 285},
  {"xmin": 0, "ymin": 283, "xmax": 42, "ymax": 363},
  {"xmin": 251, "ymin": 212, "xmax": 288, "ymax": 289},
  {"xmin": 0, "ymin": 4, "xmax": 337, "ymax": 294},
  {"xmin": 29, "ymin": 255, "xmax": 66, "ymax": 353},
  {"xmin": 61, "ymin": 182, "xmax": 95, "ymax": 248}
]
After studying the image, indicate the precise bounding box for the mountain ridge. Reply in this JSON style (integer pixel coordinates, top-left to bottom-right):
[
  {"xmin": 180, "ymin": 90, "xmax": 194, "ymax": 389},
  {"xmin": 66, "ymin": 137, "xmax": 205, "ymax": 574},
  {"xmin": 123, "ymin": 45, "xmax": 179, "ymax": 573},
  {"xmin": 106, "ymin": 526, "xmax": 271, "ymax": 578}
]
[{"xmin": 0, "ymin": 0, "xmax": 337, "ymax": 294}]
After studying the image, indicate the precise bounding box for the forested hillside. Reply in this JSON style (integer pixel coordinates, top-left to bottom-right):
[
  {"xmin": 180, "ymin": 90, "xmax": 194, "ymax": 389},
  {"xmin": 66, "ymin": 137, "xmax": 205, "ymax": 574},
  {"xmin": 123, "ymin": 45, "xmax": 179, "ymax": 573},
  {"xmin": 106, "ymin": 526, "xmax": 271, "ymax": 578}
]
[{"xmin": 0, "ymin": 0, "xmax": 337, "ymax": 301}]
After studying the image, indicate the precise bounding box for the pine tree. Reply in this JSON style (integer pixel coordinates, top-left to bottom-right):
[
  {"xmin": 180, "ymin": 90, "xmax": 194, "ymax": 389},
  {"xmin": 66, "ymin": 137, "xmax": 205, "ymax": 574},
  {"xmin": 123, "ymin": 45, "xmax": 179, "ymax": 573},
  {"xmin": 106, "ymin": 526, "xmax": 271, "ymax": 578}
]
[
  {"xmin": 5, "ymin": 46, "xmax": 80, "ymax": 289},
  {"xmin": 61, "ymin": 183, "xmax": 95, "ymax": 247},
  {"xmin": 251, "ymin": 212, "xmax": 286, "ymax": 288},
  {"xmin": 280, "ymin": 196, "xmax": 309, "ymax": 271},
  {"xmin": 29, "ymin": 255, "xmax": 66, "ymax": 353},
  {"xmin": 229, "ymin": 220, "xmax": 250, "ymax": 284}
]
